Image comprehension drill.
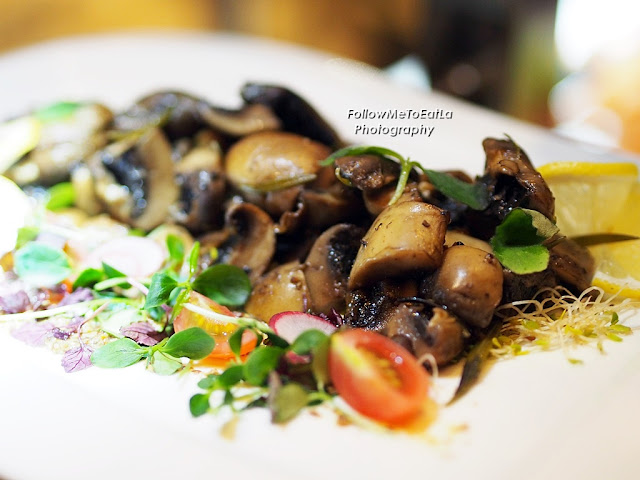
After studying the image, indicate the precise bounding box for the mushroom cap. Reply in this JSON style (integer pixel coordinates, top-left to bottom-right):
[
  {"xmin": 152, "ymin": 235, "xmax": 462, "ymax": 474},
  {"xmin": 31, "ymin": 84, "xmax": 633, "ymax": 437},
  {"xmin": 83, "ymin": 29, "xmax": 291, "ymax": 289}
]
[
  {"xmin": 348, "ymin": 200, "xmax": 449, "ymax": 289},
  {"xmin": 431, "ymin": 244, "xmax": 504, "ymax": 329},
  {"xmin": 225, "ymin": 131, "xmax": 328, "ymax": 191}
]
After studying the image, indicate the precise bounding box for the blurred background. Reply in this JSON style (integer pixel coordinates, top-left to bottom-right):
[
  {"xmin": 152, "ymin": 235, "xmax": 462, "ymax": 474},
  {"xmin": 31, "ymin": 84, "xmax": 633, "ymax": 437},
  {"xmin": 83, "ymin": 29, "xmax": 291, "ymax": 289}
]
[{"xmin": 1, "ymin": 0, "xmax": 640, "ymax": 153}]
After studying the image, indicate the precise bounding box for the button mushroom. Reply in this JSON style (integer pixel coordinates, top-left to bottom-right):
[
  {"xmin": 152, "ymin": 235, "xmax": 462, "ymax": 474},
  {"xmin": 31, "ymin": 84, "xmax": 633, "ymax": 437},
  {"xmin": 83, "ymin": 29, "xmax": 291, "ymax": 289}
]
[
  {"xmin": 348, "ymin": 200, "xmax": 449, "ymax": 289},
  {"xmin": 428, "ymin": 244, "xmax": 504, "ymax": 329},
  {"xmin": 304, "ymin": 223, "xmax": 365, "ymax": 314},
  {"xmin": 224, "ymin": 131, "xmax": 329, "ymax": 192},
  {"xmin": 244, "ymin": 261, "xmax": 310, "ymax": 322}
]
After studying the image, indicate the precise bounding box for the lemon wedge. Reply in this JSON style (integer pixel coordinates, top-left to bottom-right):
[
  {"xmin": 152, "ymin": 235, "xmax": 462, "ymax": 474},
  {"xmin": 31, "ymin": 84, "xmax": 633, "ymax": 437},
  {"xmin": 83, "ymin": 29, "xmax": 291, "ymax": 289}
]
[
  {"xmin": 0, "ymin": 116, "xmax": 40, "ymax": 174},
  {"xmin": 538, "ymin": 161, "xmax": 640, "ymax": 298}
]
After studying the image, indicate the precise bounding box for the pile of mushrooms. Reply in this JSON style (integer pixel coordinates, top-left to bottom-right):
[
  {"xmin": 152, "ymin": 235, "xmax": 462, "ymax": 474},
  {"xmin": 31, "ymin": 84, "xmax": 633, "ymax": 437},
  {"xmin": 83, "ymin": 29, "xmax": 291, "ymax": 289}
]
[{"xmin": 5, "ymin": 83, "xmax": 595, "ymax": 368}]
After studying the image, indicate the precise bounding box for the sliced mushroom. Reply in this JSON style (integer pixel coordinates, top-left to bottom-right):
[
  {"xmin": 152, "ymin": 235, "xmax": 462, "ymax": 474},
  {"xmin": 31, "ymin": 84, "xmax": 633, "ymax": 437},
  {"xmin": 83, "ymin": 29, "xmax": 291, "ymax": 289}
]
[
  {"xmin": 113, "ymin": 91, "xmax": 280, "ymax": 141},
  {"xmin": 549, "ymin": 238, "xmax": 595, "ymax": 294},
  {"xmin": 348, "ymin": 200, "xmax": 449, "ymax": 289},
  {"xmin": 482, "ymin": 137, "xmax": 555, "ymax": 221},
  {"xmin": 7, "ymin": 104, "xmax": 113, "ymax": 186},
  {"xmin": 241, "ymin": 83, "xmax": 342, "ymax": 148},
  {"xmin": 88, "ymin": 127, "xmax": 178, "ymax": 230},
  {"xmin": 244, "ymin": 261, "xmax": 309, "ymax": 322},
  {"xmin": 384, "ymin": 304, "xmax": 466, "ymax": 366},
  {"xmin": 170, "ymin": 143, "xmax": 226, "ymax": 233},
  {"xmin": 224, "ymin": 131, "xmax": 328, "ymax": 192},
  {"xmin": 204, "ymin": 202, "xmax": 276, "ymax": 284},
  {"xmin": 427, "ymin": 244, "xmax": 503, "ymax": 329},
  {"xmin": 304, "ymin": 223, "xmax": 365, "ymax": 314},
  {"xmin": 333, "ymin": 154, "xmax": 400, "ymax": 191}
]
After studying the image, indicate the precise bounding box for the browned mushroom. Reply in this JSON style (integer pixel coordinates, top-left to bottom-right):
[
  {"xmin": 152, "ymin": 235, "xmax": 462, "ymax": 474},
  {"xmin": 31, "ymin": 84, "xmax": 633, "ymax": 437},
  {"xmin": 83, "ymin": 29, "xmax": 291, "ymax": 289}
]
[
  {"xmin": 427, "ymin": 244, "xmax": 504, "ymax": 329},
  {"xmin": 201, "ymin": 202, "xmax": 276, "ymax": 284},
  {"xmin": 348, "ymin": 200, "xmax": 449, "ymax": 289},
  {"xmin": 85, "ymin": 127, "xmax": 179, "ymax": 230},
  {"xmin": 7, "ymin": 103, "xmax": 113, "ymax": 186},
  {"xmin": 224, "ymin": 131, "xmax": 330, "ymax": 193},
  {"xmin": 304, "ymin": 223, "xmax": 365, "ymax": 314},
  {"xmin": 548, "ymin": 238, "xmax": 595, "ymax": 294},
  {"xmin": 113, "ymin": 91, "xmax": 280, "ymax": 141},
  {"xmin": 244, "ymin": 261, "xmax": 309, "ymax": 322}
]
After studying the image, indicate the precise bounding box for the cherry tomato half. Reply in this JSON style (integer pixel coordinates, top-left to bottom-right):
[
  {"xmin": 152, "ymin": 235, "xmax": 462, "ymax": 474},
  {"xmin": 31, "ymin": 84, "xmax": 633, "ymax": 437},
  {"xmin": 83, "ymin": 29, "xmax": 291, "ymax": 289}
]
[
  {"xmin": 328, "ymin": 329, "xmax": 430, "ymax": 426},
  {"xmin": 174, "ymin": 291, "xmax": 257, "ymax": 360}
]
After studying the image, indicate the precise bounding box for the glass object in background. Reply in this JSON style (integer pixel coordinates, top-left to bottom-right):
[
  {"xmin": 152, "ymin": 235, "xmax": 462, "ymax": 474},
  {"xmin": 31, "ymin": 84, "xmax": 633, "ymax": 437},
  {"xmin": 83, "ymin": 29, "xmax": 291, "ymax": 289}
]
[{"xmin": 551, "ymin": 0, "xmax": 640, "ymax": 153}]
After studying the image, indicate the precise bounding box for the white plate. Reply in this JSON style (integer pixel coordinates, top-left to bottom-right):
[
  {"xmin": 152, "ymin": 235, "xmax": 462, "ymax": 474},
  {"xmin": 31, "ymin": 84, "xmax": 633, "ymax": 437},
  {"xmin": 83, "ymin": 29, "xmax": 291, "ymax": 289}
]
[{"xmin": 1, "ymin": 32, "xmax": 639, "ymax": 480}]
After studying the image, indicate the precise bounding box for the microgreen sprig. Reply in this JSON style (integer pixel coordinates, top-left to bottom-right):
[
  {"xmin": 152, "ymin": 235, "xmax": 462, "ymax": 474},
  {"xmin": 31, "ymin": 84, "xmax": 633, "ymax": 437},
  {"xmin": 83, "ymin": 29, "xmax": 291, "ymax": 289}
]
[{"xmin": 322, "ymin": 145, "xmax": 491, "ymax": 208}]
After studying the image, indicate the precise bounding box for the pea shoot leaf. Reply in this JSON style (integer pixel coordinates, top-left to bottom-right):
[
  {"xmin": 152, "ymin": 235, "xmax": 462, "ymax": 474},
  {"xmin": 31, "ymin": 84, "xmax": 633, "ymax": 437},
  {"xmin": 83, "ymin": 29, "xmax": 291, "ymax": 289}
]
[
  {"xmin": 151, "ymin": 351, "xmax": 182, "ymax": 375},
  {"xmin": 228, "ymin": 326, "xmax": 247, "ymax": 358},
  {"xmin": 34, "ymin": 101, "xmax": 82, "ymax": 123},
  {"xmin": 14, "ymin": 242, "xmax": 72, "ymax": 287},
  {"xmin": 290, "ymin": 330, "xmax": 329, "ymax": 356},
  {"xmin": 189, "ymin": 393, "xmax": 211, "ymax": 417},
  {"xmin": 144, "ymin": 272, "xmax": 179, "ymax": 309},
  {"xmin": 91, "ymin": 338, "xmax": 147, "ymax": 368},
  {"xmin": 166, "ymin": 234, "xmax": 185, "ymax": 266},
  {"xmin": 73, "ymin": 267, "xmax": 105, "ymax": 289},
  {"xmin": 270, "ymin": 382, "xmax": 309, "ymax": 424},
  {"xmin": 192, "ymin": 264, "xmax": 251, "ymax": 307},
  {"xmin": 161, "ymin": 327, "xmax": 215, "ymax": 360},
  {"xmin": 244, "ymin": 346, "xmax": 285, "ymax": 386},
  {"xmin": 188, "ymin": 242, "xmax": 200, "ymax": 279},
  {"xmin": 490, "ymin": 208, "xmax": 559, "ymax": 274},
  {"xmin": 45, "ymin": 182, "xmax": 75, "ymax": 211}
]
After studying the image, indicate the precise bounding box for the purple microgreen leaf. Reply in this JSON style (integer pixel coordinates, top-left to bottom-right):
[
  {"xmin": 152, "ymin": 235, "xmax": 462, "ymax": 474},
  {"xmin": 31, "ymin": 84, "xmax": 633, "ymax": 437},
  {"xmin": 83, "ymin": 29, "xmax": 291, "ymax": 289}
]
[
  {"xmin": 11, "ymin": 321, "xmax": 55, "ymax": 346},
  {"xmin": 61, "ymin": 343, "xmax": 94, "ymax": 373},
  {"xmin": 0, "ymin": 291, "xmax": 31, "ymax": 314},
  {"xmin": 56, "ymin": 287, "xmax": 94, "ymax": 307},
  {"xmin": 121, "ymin": 322, "xmax": 166, "ymax": 346}
]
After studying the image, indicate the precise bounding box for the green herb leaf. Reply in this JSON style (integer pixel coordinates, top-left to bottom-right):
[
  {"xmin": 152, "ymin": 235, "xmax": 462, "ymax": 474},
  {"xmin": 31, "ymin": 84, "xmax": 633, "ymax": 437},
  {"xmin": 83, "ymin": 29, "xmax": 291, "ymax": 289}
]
[
  {"xmin": 244, "ymin": 346, "xmax": 285, "ymax": 386},
  {"xmin": 198, "ymin": 374, "xmax": 218, "ymax": 390},
  {"xmin": 188, "ymin": 242, "xmax": 200, "ymax": 279},
  {"xmin": 490, "ymin": 208, "xmax": 558, "ymax": 274},
  {"xmin": 424, "ymin": 169, "xmax": 490, "ymax": 210},
  {"xmin": 91, "ymin": 338, "xmax": 148, "ymax": 368},
  {"xmin": 310, "ymin": 336, "xmax": 331, "ymax": 390},
  {"xmin": 320, "ymin": 145, "xmax": 404, "ymax": 167},
  {"xmin": 189, "ymin": 393, "xmax": 211, "ymax": 417},
  {"xmin": 290, "ymin": 329, "xmax": 329, "ymax": 356},
  {"xmin": 102, "ymin": 262, "xmax": 126, "ymax": 279},
  {"xmin": 270, "ymin": 382, "xmax": 309, "ymax": 424},
  {"xmin": 218, "ymin": 364, "xmax": 246, "ymax": 388},
  {"xmin": 228, "ymin": 326, "xmax": 247, "ymax": 358},
  {"xmin": 151, "ymin": 351, "xmax": 182, "ymax": 375},
  {"xmin": 45, "ymin": 182, "xmax": 75, "ymax": 210},
  {"xmin": 192, "ymin": 264, "xmax": 252, "ymax": 307},
  {"xmin": 166, "ymin": 234, "xmax": 185, "ymax": 265},
  {"xmin": 263, "ymin": 330, "xmax": 290, "ymax": 349},
  {"xmin": 34, "ymin": 101, "xmax": 82, "ymax": 123},
  {"xmin": 15, "ymin": 226, "xmax": 39, "ymax": 249},
  {"xmin": 144, "ymin": 272, "xmax": 179, "ymax": 309},
  {"xmin": 161, "ymin": 327, "xmax": 215, "ymax": 360},
  {"xmin": 73, "ymin": 267, "xmax": 105, "ymax": 289},
  {"xmin": 14, "ymin": 242, "xmax": 72, "ymax": 287}
]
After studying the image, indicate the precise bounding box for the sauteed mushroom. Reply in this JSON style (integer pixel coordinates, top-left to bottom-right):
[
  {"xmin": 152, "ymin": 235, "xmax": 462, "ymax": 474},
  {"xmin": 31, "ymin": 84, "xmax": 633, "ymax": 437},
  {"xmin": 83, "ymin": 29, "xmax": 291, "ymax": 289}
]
[
  {"xmin": 304, "ymin": 223, "xmax": 364, "ymax": 314},
  {"xmin": 245, "ymin": 261, "xmax": 309, "ymax": 321},
  {"xmin": 348, "ymin": 200, "xmax": 449, "ymax": 289},
  {"xmin": 427, "ymin": 244, "xmax": 503, "ymax": 329},
  {"xmin": 7, "ymin": 104, "xmax": 112, "ymax": 186},
  {"xmin": 113, "ymin": 91, "xmax": 280, "ymax": 141},
  {"xmin": 87, "ymin": 127, "xmax": 178, "ymax": 230},
  {"xmin": 224, "ymin": 131, "xmax": 329, "ymax": 192},
  {"xmin": 241, "ymin": 83, "xmax": 342, "ymax": 148}
]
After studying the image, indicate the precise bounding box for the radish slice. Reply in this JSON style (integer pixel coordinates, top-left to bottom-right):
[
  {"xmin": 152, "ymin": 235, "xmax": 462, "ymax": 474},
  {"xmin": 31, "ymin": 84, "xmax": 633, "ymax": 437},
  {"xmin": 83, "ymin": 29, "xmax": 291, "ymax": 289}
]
[
  {"xmin": 84, "ymin": 236, "xmax": 166, "ymax": 278},
  {"xmin": 269, "ymin": 311, "xmax": 337, "ymax": 343}
]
